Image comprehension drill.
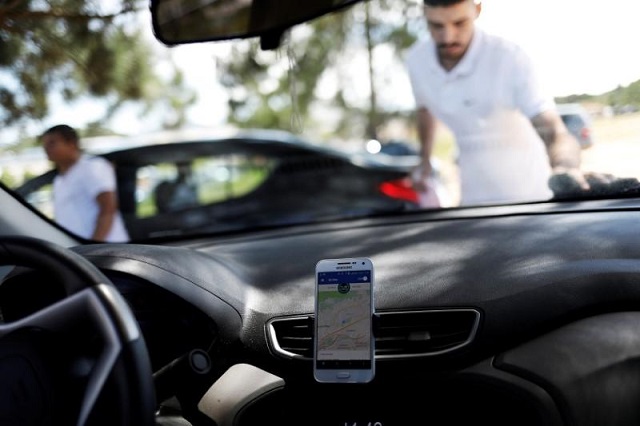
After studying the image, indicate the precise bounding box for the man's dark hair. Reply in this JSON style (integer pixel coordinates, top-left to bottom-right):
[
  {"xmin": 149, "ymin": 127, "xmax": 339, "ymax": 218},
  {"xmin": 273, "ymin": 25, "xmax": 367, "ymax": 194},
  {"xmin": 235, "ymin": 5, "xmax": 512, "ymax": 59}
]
[
  {"xmin": 424, "ymin": 0, "xmax": 470, "ymax": 6},
  {"xmin": 41, "ymin": 124, "xmax": 79, "ymax": 145}
]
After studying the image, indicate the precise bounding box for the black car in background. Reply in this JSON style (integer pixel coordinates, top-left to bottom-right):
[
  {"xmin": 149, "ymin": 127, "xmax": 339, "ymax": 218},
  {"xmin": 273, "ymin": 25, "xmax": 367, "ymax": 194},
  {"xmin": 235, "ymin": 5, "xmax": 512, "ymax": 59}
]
[{"xmin": 16, "ymin": 129, "xmax": 419, "ymax": 240}]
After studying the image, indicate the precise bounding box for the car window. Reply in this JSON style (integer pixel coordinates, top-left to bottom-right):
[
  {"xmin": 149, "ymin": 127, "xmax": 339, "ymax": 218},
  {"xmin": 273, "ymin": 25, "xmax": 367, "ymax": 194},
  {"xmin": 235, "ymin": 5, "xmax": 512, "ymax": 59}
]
[
  {"xmin": 136, "ymin": 155, "xmax": 273, "ymax": 218},
  {"xmin": 1, "ymin": 0, "xmax": 640, "ymax": 242},
  {"xmin": 24, "ymin": 184, "xmax": 54, "ymax": 219},
  {"xmin": 561, "ymin": 114, "xmax": 585, "ymax": 127}
]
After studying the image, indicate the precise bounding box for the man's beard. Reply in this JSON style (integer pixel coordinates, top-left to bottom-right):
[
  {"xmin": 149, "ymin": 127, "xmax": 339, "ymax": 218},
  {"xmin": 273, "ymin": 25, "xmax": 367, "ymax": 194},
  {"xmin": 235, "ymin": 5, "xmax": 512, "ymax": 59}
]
[{"xmin": 437, "ymin": 43, "xmax": 465, "ymax": 61}]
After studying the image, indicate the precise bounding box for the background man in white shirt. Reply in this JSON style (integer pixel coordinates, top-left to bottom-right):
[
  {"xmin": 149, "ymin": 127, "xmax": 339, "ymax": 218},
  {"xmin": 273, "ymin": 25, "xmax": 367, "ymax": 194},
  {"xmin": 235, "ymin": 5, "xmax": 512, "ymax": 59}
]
[
  {"xmin": 41, "ymin": 124, "xmax": 129, "ymax": 242},
  {"xmin": 405, "ymin": 0, "xmax": 588, "ymax": 206}
]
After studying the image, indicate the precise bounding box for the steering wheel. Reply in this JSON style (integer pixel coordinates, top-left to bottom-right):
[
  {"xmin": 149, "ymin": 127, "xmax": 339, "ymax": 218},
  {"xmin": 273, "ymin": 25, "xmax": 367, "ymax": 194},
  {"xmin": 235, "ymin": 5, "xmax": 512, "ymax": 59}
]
[{"xmin": 0, "ymin": 236, "xmax": 156, "ymax": 425}]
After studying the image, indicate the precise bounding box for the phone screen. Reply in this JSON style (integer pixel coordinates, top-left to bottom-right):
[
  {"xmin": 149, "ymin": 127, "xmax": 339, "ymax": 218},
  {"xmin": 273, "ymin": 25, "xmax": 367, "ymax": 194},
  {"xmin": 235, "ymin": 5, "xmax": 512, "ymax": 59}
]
[{"xmin": 314, "ymin": 260, "xmax": 374, "ymax": 383}]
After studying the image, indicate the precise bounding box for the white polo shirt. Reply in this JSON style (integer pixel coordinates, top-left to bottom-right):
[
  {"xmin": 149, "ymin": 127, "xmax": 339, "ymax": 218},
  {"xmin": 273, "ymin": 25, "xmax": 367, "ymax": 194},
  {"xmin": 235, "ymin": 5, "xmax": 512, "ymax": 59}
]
[
  {"xmin": 53, "ymin": 154, "xmax": 130, "ymax": 242},
  {"xmin": 405, "ymin": 28, "xmax": 555, "ymax": 205}
]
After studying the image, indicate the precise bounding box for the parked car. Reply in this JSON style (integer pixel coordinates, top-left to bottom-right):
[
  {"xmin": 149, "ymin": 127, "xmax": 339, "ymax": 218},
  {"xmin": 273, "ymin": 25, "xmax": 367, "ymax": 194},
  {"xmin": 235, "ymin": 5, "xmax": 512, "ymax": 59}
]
[
  {"xmin": 4, "ymin": 1, "xmax": 640, "ymax": 426},
  {"xmin": 557, "ymin": 103, "xmax": 595, "ymax": 149},
  {"xmin": 365, "ymin": 139, "xmax": 420, "ymax": 156},
  {"xmin": 364, "ymin": 138, "xmax": 454, "ymax": 207},
  {"xmin": 15, "ymin": 128, "xmax": 420, "ymax": 240}
]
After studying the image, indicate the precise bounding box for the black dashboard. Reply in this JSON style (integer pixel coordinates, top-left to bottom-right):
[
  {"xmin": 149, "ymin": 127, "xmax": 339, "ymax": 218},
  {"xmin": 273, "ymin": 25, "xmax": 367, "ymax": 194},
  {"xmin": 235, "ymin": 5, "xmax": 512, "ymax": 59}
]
[{"xmin": 5, "ymin": 198, "xmax": 640, "ymax": 425}]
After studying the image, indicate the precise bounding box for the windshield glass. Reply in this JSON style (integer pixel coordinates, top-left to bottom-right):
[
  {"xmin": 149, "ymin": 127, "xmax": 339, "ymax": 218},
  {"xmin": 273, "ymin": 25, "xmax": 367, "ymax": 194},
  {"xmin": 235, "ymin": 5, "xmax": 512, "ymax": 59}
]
[{"xmin": 2, "ymin": 0, "xmax": 640, "ymax": 242}]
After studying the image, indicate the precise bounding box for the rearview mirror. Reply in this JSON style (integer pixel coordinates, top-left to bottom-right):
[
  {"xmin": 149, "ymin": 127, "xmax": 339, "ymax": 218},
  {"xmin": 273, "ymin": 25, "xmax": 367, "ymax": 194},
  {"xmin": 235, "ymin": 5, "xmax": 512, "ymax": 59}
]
[{"xmin": 150, "ymin": 0, "xmax": 363, "ymax": 49}]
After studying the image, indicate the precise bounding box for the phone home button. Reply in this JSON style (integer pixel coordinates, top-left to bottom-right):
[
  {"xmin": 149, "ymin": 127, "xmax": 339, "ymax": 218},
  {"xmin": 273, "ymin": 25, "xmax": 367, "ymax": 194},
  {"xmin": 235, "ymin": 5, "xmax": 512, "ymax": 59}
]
[{"xmin": 337, "ymin": 372, "xmax": 351, "ymax": 379}]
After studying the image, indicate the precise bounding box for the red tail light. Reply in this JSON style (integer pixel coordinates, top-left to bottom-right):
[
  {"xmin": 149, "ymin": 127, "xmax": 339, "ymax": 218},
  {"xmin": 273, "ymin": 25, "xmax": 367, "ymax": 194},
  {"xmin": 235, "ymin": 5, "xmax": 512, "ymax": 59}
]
[
  {"xmin": 581, "ymin": 127, "xmax": 590, "ymax": 139},
  {"xmin": 379, "ymin": 177, "xmax": 419, "ymax": 204}
]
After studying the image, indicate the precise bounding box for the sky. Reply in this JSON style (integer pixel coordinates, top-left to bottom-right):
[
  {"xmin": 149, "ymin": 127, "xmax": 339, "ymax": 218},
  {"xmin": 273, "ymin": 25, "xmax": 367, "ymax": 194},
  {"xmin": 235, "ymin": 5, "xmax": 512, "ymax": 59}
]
[
  {"xmin": 478, "ymin": 0, "xmax": 640, "ymax": 96},
  {"xmin": 3, "ymin": 0, "xmax": 640, "ymax": 144}
]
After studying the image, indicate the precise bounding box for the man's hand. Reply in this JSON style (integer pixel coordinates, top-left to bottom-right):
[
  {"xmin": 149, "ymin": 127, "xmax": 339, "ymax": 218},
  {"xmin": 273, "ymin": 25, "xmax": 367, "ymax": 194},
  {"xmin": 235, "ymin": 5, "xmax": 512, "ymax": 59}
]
[
  {"xmin": 548, "ymin": 167, "xmax": 590, "ymax": 194},
  {"xmin": 549, "ymin": 168, "xmax": 640, "ymax": 199},
  {"xmin": 412, "ymin": 162, "xmax": 433, "ymax": 192}
]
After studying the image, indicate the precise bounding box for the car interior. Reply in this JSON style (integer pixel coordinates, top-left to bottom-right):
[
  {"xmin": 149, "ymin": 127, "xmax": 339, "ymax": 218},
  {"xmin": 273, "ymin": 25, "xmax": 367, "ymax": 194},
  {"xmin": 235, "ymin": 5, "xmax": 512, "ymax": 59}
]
[{"xmin": 2, "ymin": 1, "xmax": 640, "ymax": 426}]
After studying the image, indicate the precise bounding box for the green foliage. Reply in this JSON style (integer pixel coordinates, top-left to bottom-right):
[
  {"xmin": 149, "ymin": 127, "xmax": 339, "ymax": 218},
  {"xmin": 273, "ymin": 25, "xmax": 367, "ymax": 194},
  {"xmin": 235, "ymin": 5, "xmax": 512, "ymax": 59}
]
[
  {"xmin": 83, "ymin": 122, "xmax": 123, "ymax": 137},
  {"xmin": 607, "ymin": 81, "xmax": 640, "ymax": 108},
  {"xmin": 0, "ymin": 0, "xmax": 196, "ymax": 129},
  {"xmin": 216, "ymin": 1, "xmax": 422, "ymax": 140},
  {"xmin": 0, "ymin": 169, "xmax": 17, "ymax": 188},
  {"xmin": 22, "ymin": 169, "xmax": 38, "ymax": 183},
  {"xmin": 555, "ymin": 94, "xmax": 596, "ymax": 104},
  {"xmin": 555, "ymin": 79, "xmax": 640, "ymax": 109}
]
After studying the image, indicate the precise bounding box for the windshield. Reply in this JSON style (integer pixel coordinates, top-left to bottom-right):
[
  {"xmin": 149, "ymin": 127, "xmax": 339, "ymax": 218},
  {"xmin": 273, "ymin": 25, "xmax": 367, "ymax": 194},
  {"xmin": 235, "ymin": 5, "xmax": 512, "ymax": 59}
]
[{"xmin": 2, "ymin": 0, "xmax": 640, "ymax": 242}]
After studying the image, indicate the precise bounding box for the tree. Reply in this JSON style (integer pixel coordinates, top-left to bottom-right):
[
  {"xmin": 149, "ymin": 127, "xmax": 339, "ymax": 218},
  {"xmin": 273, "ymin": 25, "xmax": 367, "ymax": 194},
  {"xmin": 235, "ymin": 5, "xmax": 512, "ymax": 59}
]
[
  {"xmin": 217, "ymin": 13, "xmax": 350, "ymax": 134},
  {"xmin": 607, "ymin": 80, "xmax": 640, "ymax": 109},
  {"xmin": 0, "ymin": 0, "xmax": 195, "ymax": 130},
  {"xmin": 216, "ymin": 1, "xmax": 422, "ymax": 140}
]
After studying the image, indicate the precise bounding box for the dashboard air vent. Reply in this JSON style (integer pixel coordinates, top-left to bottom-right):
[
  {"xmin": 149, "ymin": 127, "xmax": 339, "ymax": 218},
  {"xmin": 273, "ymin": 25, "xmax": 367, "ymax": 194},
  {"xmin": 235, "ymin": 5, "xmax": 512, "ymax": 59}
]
[
  {"xmin": 267, "ymin": 315, "xmax": 314, "ymax": 359},
  {"xmin": 375, "ymin": 309, "xmax": 480, "ymax": 358},
  {"xmin": 266, "ymin": 309, "xmax": 480, "ymax": 360}
]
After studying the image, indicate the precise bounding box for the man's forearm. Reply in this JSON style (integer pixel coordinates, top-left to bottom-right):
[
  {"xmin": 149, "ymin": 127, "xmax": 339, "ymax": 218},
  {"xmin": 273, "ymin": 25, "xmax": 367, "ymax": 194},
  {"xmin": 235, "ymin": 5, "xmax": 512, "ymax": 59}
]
[
  {"xmin": 417, "ymin": 108, "xmax": 436, "ymax": 175},
  {"xmin": 92, "ymin": 211, "xmax": 115, "ymax": 241},
  {"xmin": 532, "ymin": 111, "xmax": 581, "ymax": 171},
  {"xmin": 546, "ymin": 132, "xmax": 582, "ymax": 171},
  {"xmin": 92, "ymin": 191, "xmax": 118, "ymax": 241}
]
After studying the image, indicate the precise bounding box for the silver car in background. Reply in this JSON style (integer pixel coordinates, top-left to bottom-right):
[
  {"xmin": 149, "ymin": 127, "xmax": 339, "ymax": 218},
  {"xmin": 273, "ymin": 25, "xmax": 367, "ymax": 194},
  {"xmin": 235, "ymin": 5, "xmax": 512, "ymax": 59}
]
[{"xmin": 557, "ymin": 103, "xmax": 595, "ymax": 149}]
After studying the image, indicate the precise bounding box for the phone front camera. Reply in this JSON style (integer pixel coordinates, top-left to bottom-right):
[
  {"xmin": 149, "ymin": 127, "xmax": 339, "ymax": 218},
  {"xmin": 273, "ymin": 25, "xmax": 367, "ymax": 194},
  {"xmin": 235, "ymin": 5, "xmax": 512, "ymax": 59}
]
[{"xmin": 362, "ymin": 262, "xmax": 365, "ymax": 265}]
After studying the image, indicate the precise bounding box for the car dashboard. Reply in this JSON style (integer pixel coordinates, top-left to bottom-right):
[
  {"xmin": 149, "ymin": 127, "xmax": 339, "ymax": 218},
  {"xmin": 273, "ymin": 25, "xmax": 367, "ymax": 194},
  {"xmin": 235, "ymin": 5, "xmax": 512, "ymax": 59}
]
[{"xmin": 4, "ymin": 198, "xmax": 640, "ymax": 426}]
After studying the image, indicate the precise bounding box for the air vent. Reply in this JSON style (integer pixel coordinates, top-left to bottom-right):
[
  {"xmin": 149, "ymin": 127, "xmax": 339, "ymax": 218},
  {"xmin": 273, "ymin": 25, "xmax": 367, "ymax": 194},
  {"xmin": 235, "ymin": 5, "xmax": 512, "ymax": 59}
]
[
  {"xmin": 375, "ymin": 309, "xmax": 480, "ymax": 358},
  {"xmin": 266, "ymin": 309, "xmax": 481, "ymax": 360},
  {"xmin": 267, "ymin": 315, "xmax": 314, "ymax": 360}
]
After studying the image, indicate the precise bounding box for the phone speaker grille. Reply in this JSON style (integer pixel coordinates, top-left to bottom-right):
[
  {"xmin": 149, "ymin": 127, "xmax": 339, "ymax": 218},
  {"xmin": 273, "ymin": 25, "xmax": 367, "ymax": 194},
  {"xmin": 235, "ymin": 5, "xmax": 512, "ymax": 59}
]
[{"xmin": 266, "ymin": 309, "xmax": 480, "ymax": 360}]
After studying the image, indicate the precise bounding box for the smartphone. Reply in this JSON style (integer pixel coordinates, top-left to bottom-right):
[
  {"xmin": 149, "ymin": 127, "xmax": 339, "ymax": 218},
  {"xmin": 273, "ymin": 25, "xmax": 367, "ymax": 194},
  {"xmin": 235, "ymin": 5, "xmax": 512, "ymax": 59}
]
[{"xmin": 313, "ymin": 257, "xmax": 375, "ymax": 383}]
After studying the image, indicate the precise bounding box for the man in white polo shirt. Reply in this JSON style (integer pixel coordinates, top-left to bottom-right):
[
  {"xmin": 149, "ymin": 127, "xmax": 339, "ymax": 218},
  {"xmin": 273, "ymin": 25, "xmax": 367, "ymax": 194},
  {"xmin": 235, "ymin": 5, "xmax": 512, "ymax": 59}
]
[
  {"xmin": 405, "ymin": 0, "xmax": 587, "ymax": 206},
  {"xmin": 41, "ymin": 124, "xmax": 130, "ymax": 242}
]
